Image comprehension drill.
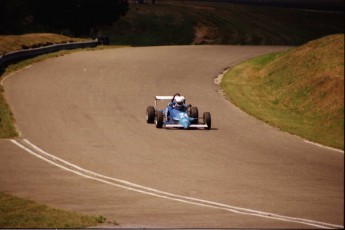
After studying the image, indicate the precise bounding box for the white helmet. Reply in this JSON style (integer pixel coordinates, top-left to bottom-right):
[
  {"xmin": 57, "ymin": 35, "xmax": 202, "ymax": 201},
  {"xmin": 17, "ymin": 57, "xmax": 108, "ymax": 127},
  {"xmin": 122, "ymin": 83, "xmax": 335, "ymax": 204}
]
[{"xmin": 175, "ymin": 96, "xmax": 185, "ymax": 105}]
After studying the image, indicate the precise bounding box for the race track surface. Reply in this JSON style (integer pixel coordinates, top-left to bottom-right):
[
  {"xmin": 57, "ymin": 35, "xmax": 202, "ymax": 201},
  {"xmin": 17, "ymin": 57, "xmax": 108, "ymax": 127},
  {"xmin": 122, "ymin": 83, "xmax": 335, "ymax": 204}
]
[{"xmin": 1, "ymin": 46, "xmax": 344, "ymax": 228}]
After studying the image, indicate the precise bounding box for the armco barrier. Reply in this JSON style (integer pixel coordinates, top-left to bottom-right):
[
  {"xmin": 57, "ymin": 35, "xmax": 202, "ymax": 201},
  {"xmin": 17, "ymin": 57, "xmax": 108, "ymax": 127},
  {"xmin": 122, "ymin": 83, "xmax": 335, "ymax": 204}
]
[{"xmin": 0, "ymin": 39, "xmax": 98, "ymax": 69}]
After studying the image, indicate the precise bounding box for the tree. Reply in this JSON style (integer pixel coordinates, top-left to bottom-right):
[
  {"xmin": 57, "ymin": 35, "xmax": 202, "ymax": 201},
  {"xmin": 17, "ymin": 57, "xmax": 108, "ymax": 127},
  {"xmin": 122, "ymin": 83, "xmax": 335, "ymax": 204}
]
[{"xmin": 0, "ymin": 0, "xmax": 32, "ymax": 34}]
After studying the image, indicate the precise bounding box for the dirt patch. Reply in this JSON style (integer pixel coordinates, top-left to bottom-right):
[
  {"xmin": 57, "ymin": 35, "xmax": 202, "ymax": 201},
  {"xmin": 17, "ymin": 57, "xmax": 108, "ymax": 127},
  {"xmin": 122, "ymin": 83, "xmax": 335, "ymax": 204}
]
[{"xmin": 192, "ymin": 22, "xmax": 219, "ymax": 45}]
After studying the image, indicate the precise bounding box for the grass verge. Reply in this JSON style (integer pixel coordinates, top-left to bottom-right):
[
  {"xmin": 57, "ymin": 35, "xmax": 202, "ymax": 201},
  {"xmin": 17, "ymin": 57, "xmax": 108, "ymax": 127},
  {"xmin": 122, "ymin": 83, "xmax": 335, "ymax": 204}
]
[
  {"xmin": 221, "ymin": 34, "xmax": 344, "ymax": 149},
  {"xmin": 0, "ymin": 87, "xmax": 17, "ymax": 138},
  {"xmin": 0, "ymin": 192, "xmax": 109, "ymax": 228},
  {"xmin": 0, "ymin": 33, "xmax": 85, "ymax": 55}
]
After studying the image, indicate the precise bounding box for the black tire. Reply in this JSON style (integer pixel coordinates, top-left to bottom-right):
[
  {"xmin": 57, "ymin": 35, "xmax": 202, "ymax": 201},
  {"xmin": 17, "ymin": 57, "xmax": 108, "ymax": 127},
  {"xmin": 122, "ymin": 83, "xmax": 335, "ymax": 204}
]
[
  {"xmin": 146, "ymin": 106, "xmax": 155, "ymax": 123},
  {"xmin": 203, "ymin": 112, "xmax": 211, "ymax": 130},
  {"xmin": 190, "ymin": 107, "xmax": 199, "ymax": 124},
  {"xmin": 156, "ymin": 111, "xmax": 164, "ymax": 128}
]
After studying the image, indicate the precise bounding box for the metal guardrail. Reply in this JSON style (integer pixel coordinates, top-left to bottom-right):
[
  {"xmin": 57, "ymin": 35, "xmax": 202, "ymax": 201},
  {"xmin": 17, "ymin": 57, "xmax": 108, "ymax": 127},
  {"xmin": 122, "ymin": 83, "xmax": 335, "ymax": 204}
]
[{"xmin": 0, "ymin": 39, "xmax": 99, "ymax": 69}]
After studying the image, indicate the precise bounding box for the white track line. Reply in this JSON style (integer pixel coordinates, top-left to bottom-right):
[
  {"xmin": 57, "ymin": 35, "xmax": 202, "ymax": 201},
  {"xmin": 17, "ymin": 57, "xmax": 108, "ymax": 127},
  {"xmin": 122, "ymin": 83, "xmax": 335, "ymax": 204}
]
[
  {"xmin": 0, "ymin": 65, "xmax": 32, "ymax": 86},
  {"xmin": 11, "ymin": 138, "xmax": 343, "ymax": 229},
  {"xmin": 304, "ymin": 140, "xmax": 344, "ymax": 153}
]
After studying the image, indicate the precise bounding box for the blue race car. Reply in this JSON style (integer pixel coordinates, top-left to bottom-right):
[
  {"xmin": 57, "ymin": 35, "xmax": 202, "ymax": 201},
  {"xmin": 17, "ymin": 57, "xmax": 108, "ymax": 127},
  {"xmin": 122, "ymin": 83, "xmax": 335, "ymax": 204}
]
[{"xmin": 146, "ymin": 93, "xmax": 211, "ymax": 129}]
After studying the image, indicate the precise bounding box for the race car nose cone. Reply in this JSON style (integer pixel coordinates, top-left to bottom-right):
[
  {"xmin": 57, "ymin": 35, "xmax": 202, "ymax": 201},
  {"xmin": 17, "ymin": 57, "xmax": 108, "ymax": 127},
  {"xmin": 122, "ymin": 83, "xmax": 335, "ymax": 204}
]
[{"xmin": 180, "ymin": 118, "xmax": 190, "ymax": 129}]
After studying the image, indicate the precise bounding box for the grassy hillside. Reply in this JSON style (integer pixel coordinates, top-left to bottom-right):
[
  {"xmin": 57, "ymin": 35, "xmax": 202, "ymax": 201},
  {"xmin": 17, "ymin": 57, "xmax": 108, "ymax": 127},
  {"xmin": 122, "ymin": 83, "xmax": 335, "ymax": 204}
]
[
  {"xmin": 221, "ymin": 34, "xmax": 344, "ymax": 149},
  {"xmin": 109, "ymin": 0, "xmax": 344, "ymax": 46},
  {"xmin": 0, "ymin": 192, "xmax": 109, "ymax": 228}
]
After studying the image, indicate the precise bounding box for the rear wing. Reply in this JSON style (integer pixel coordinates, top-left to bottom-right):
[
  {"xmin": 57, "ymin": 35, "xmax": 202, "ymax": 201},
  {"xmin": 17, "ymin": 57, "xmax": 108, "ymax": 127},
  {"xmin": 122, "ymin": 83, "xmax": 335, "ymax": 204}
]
[
  {"xmin": 155, "ymin": 96, "xmax": 175, "ymax": 100},
  {"xmin": 154, "ymin": 95, "xmax": 185, "ymax": 108}
]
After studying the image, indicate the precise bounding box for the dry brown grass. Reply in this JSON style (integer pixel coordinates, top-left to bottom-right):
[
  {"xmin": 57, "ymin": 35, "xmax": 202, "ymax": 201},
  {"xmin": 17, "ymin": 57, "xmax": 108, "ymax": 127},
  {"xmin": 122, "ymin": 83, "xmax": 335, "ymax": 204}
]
[{"xmin": 0, "ymin": 33, "xmax": 84, "ymax": 55}]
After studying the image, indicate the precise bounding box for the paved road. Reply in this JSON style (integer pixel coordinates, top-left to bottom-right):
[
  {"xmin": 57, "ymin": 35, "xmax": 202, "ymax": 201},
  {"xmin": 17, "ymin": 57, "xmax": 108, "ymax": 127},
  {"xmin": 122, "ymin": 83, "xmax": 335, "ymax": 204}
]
[{"xmin": 1, "ymin": 46, "xmax": 344, "ymax": 228}]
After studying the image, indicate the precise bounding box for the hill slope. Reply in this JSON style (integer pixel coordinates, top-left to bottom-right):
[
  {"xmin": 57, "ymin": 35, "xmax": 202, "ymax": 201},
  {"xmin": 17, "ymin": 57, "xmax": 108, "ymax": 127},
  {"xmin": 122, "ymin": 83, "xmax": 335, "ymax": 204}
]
[
  {"xmin": 221, "ymin": 34, "xmax": 344, "ymax": 149},
  {"xmin": 109, "ymin": 1, "xmax": 344, "ymax": 46}
]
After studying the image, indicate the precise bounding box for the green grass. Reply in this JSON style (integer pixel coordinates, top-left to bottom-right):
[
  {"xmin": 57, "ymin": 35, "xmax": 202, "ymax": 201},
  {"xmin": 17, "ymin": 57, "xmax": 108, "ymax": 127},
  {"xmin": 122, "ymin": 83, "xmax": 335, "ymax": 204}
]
[
  {"xmin": 0, "ymin": 192, "xmax": 109, "ymax": 228},
  {"xmin": 0, "ymin": 87, "xmax": 17, "ymax": 138},
  {"xmin": 221, "ymin": 34, "xmax": 344, "ymax": 149}
]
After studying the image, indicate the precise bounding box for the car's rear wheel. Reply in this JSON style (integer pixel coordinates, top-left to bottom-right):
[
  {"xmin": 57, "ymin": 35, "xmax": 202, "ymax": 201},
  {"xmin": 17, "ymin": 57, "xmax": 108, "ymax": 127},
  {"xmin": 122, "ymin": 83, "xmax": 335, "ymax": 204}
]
[
  {"xmin": 203, "ymin": 112, "xmax": 211, "ymax": 130},
  {"xmin": 156, "ymin": 111, "xmax": 164, "ymax": 128},
  {"xmin": 190, "ymin": 107, "xmax": 198, "ymax": 124},
  {"xmin": 146, "ymin": 106, "xmax": 155, "ymax": 123}
]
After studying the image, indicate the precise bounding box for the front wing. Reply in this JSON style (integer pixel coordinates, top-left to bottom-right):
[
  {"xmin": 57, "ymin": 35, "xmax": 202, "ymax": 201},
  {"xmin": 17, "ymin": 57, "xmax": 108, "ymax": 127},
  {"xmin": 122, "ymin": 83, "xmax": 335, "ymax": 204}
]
[{"xmin": 164, "ymin": 124, "xmax": 209, "ymax": 128}]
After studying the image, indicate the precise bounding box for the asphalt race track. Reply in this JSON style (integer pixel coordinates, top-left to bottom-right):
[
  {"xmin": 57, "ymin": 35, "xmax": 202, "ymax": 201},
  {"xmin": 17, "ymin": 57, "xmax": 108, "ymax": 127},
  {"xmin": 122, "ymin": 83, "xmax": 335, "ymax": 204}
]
[{"xmin": 1, "ymin": 46, "xmax": 344, "ymax": 228}]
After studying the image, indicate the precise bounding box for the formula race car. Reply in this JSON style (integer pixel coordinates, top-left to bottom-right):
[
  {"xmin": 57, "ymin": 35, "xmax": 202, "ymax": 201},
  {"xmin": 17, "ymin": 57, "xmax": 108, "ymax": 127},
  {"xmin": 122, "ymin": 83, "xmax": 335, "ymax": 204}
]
[{"xmin": 146, "ymin": 93, "xmax": 211, "ymax": 129}]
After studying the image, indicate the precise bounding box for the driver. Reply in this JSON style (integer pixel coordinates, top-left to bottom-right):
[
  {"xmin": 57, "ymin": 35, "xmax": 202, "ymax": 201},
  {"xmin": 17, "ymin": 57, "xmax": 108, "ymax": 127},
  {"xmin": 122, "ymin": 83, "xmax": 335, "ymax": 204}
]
[
  {"xmin": 173, "ymin": 96, "xmax": 187, "ymax": 112},
  {"xmin": 165, "ymin": 94, "xmax": 188, "ymax": 121}
]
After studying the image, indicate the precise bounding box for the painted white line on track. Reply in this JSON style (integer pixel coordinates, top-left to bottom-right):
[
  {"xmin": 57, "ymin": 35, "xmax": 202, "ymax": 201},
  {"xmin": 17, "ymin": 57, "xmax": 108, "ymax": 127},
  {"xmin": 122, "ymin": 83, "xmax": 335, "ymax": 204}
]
[
  {"xmin": 304, "ymin": 140, "xmax": 344, "ymax": 153},
  {"xmin": 11, "ymin": 138, "xmax": 343, "ymax": 229},
  {"xmin": 0, "ymin": 65, "xmax": 32, "ymax": 86}
]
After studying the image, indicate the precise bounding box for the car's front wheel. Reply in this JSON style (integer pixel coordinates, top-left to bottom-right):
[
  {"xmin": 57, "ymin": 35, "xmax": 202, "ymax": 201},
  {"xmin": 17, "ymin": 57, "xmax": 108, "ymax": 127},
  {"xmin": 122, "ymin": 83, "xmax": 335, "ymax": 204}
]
[
  {"xmin": 146, "ymin": 106, "xmax": 155, "ymax": 123},
  {"xmin": 156, "ymin": 111, "xmax": 164, "ymax": 128},
  {"xmin": 203, "ymin": 112, "xmax": 211, "ymax": 130}
]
